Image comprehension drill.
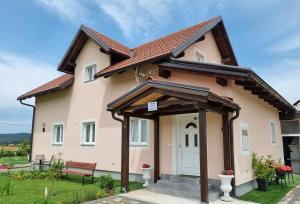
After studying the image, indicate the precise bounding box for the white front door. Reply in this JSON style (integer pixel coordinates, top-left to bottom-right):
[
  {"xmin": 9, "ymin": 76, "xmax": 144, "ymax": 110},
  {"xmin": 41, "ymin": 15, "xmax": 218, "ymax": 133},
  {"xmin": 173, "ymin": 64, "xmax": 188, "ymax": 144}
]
[{"xmin": 180, "ymin": 114, "xmax": 200, "ymax": 176}]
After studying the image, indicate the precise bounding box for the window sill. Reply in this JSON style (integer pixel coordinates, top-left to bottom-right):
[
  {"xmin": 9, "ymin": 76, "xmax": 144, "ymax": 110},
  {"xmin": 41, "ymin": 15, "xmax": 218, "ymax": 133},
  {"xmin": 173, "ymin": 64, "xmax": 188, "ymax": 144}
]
[
  {"xmin": 130, "ymin": 144, "xmax": 148, "ymax": 147},
  {"xmin": 84, "ymin": 79, "xmax": 96, "ymax": 84},
  {"xmin": 52, "ymin": 143, "xmax": 63, "ymax": 146},
  {"xmin": 81, "ymin": 143, "xmax": 95, "ymax": 147}
]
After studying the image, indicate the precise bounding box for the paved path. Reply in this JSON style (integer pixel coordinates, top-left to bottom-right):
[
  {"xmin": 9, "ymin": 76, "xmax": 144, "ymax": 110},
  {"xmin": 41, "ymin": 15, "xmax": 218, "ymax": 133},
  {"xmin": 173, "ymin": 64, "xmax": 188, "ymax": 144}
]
[
  {"xmin": 278, "ymin": 185, "xmax": 300, "ymax": 204},
  {"xmin": 84, "ymin": 189, "xmax": 257, "ymax": 204}
]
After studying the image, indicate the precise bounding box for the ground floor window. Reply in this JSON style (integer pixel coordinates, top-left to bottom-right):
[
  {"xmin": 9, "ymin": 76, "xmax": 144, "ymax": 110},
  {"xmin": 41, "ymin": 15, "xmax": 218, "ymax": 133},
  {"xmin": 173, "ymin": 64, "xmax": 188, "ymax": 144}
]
[
  {"xmin": 53, "ymin": 123, "xmax": 63, "ymax": 145},
  {"xmin": 81, "ymin": 121, "xmax": 96, "ymax": 145},
  {"xmin": 270, "ymin": 120, "xmax": 276, "ymax": 144},
  {"xmin": 130, "ymin": 118, "xmax": 149, "ymax": 146},
  {"xmin": 240, "ymin": 122, "xmax": 249, "ymax": 154}
]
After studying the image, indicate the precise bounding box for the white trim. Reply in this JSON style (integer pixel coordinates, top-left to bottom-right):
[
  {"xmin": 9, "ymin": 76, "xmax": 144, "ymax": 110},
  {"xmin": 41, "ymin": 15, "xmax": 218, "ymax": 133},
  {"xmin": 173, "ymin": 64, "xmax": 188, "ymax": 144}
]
[
  {"xmin": 129, "ymin": 118, "xmax": 150, "ymax": 147},
  {"xmin": 80, "ymin": 119, "xmax": 97, "ymax": 146},
  {"xmin": 83, "ymin": 61, "xmax": 99, "ymax": 83},
  {"xmin": 270, "ymin": 120, "xmax": 277, "ymax": 145},
  {"xmin": 193, "ymin": 48, "xmax": 206, "ymax": 63},
  {"xmin": 52, "ymin": 122, "xmax": 64, "ymax": 146},
  {"xmin": 240, "ymin": 122, "xmax": 250, "ymax": 155},
  {"xmin": 171, "ymin": 115, "xmax": 179, "ymax": 175}
]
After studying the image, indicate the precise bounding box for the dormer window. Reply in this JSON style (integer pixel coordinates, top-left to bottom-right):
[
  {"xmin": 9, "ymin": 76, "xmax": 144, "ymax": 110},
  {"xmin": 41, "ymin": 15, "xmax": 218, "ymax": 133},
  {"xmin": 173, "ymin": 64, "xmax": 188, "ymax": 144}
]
[
  {"xmin": 84, "ymin": 63, "xmax": 97, "ymax": 82},
  {"xmin": 194, "ymin": 50, "xmax": 204, "ymax": 63}
]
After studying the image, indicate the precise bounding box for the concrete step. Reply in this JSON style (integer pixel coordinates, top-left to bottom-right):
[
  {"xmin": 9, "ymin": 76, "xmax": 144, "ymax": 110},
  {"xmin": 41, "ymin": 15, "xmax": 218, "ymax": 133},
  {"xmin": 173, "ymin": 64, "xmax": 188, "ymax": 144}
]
[
  {"xmin": 160, "ymin": 174, "xmax": 200, "ymax": 185},
  {"xmin": 148, "ymin": 185, "xmax": 221, "ymax": 201},
  {"xmin": 156, "ymin": 179, "xmax": 215, "ymax": 193}
]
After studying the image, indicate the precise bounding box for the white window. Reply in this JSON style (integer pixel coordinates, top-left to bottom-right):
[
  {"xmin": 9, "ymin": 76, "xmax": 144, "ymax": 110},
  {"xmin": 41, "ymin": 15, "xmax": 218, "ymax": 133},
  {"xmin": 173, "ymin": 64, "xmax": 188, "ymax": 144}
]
[
  {"xmin": 194, "ymin": 50, "xmax": 204, "ymax": 62},
  {"xmin": 240, "ymin": 122, "xmax": 249, "ymax": 154},
  {"xmin": 271, "ymin": 121, "xmax": 276, "ymax": 144},
  {"xmin": 81, "ymin": 121, "xmax": 96, "ymax": 145},
  {"xmin": 130, "ymin": 118, "xmax": 149, "ymax": 146},
  {"xmin": 53, "ymin": 124, "xmax": 63, "ymax": 145},
  {"xmin": 84, "ymin": 64, "xmax": 97, "ymax": 82}
]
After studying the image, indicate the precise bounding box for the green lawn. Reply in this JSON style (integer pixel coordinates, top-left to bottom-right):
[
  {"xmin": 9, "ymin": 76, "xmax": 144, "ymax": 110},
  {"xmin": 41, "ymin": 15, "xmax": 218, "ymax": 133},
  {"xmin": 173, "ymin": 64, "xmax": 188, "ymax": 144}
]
[
  {"xmin": 0, "ymin": 156, "xmax": 29, "ymax": 165},
  {"xmin": 0, "ymin": 172, "xmax": 143, "ymax": 204},
  {"xmin": 240, "ymin": 175, "xmax": 300, "ymax": 204}
]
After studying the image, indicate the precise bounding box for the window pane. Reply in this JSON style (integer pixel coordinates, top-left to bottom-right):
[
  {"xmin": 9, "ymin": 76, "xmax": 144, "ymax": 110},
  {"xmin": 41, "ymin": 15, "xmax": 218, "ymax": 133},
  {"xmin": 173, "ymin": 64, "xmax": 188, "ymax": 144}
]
[
  {"xmin": 281, "ymin": 120, "xmax": 300, "ymax": 134},
  {"xmin": 141, "ymin": 120, "xmax": 147, "ymax": 142},
  {"xmin": 241, "ymin": 127, "xmax": 249, "ymax": 151},
  {"xmin": 194, "ymin": 134, "xmax": 198, "ymax": 147},
  {"xmin": 92, "ymin": 123, "xmax": 95, "ymax": 142},
  {"xmin": 271, "ymin": 122, "xmax": 276, "ymax": 143},
  {"xmin": 85, "ymin": 124, "xmax": 90, "ymax": 142},
  {"xmin": 131, "ymin": 119, "xmax": 139, "ymax": 142},
  {"xmin": 85, "ymin": 64, "xmax": 96, "ymax": 81},
  {"xmin": 56, "ymin": 127, "xmax": 60, "ymax": 142},
  {"xmin": 195, "ymin": 51, "xmax": 204, "ymax": 62},
  {"xmin": 185, "ymin": 134, "xmax": 189, "ymax": 147}
]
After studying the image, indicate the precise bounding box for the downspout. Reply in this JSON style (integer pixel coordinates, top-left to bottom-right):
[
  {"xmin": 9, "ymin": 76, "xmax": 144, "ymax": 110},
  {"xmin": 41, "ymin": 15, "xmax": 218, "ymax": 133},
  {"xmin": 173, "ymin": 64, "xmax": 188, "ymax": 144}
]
[
  {"xmin": 19, "ymin": 100, "xmax": 35, "ymax": 162},
  {"xmin": 229, "ymin": 109, "xmax": 240, "ymax": 196}
]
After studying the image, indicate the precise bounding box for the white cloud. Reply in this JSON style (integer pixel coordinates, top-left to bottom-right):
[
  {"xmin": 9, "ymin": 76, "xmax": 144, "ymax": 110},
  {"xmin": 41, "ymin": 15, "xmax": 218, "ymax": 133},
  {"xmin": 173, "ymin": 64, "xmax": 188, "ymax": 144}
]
[
  {"xmin": 255, "ymin": 59, "xmax": 300, "ymax": 104},
  {"xmin": 36, "ymin": 0, "xmax": 88, "ymax": 23},
  {"xmin": 94, "ymin": 0, "xmax": 173, "ymax": 41},
  {"xmin": 0, "ymin": 51, "xmax": 59, "ymax": 132},
  {"xmin": 266, "ymin": 34, "xmax": 300, "ymax": 54}
]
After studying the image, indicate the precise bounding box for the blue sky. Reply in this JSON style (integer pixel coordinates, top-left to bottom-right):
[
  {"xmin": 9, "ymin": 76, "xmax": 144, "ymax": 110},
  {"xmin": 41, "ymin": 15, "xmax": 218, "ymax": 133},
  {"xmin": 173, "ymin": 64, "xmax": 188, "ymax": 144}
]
[{"xmin": 0, "ymin": 0, "xmax": 300, "ymax": 133}]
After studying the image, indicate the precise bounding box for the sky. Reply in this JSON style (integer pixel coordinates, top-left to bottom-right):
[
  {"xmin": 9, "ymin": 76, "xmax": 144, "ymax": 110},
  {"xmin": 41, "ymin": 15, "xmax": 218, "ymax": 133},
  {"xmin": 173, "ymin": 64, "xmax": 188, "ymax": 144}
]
[{"xmin": 0, "ymin": 0, "xmax": 300, "ymax": 133}]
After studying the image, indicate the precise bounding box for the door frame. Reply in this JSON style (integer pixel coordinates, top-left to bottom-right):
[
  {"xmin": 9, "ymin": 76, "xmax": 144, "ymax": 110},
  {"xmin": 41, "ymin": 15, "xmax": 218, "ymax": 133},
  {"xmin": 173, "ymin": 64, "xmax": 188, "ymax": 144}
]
[{"xmin": 172, "ymin": 113, "xmax": 199, "ymax": 175}]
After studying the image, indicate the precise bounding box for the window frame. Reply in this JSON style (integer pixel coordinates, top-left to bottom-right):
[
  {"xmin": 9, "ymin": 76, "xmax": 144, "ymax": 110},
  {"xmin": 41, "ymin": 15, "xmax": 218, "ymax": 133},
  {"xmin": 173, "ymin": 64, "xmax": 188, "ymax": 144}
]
[
  {"xmin": 129, "ymin": 118, "xmax": 150, "ymax": 146},
  {"xmin": 52, "ymin": 123, "xmax": 64, "ymax": 146},
  {"xmin": 270, "ymin": 120, "xmax": 277, "ymax": 145},
  {"xmin": 83, "ymin": 61, "xmax": 99, "ymax": 83},
  {"xmin": 240, "ymin": 122, "xmax": 250, "ymax": 155},
  {"xmin": 194, "ymin": 48, "xmax": 205, "ymax": 63},
  {"xmin": 81, "ymin": 120, "xmax": 97, "ymax": 146}
]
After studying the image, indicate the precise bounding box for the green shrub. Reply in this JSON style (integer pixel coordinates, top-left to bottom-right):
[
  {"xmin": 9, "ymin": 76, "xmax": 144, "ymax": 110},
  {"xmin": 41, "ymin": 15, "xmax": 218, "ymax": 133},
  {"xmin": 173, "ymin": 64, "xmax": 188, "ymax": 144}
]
[
  {"xmin": 252, "ymin": 153, "xmax": 275, "ymax": 180},
  {"xmin": 97, "ymin": 175, "xmax": 114, "ymax": 190},
  {"xmin": 0, "ymin": 179, "xmax": 14, "ymax": 197},
  {"xmin": 48, "ymin": 158, "xmax": 64, "ymax": 182}
]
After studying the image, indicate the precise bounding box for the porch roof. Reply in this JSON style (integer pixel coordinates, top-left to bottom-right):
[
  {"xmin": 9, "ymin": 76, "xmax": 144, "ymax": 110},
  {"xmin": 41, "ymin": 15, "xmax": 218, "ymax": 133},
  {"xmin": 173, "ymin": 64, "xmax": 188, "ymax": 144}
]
[{"xmin": 107, "ymin": 80, "xmax": 240, "ymax": 118}]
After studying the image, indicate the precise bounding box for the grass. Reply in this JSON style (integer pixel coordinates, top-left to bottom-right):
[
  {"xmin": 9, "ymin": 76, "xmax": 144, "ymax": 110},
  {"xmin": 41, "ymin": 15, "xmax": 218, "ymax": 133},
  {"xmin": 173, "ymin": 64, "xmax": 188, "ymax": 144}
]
[
  {"xmin": 0, "ymin": 172, "xmax": 143, "ymax": 204},
  {"xmin": 0, "ymin": 156, "xmax": 29, "ymax": 165},
  {"xmin": 240, "ymin": 174, "xmax": 300, "ymax": 204}
]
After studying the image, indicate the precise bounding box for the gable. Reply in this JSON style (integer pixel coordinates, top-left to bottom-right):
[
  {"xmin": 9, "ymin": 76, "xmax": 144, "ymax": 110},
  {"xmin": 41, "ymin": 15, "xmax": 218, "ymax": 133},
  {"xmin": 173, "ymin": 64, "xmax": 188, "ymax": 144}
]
[{"xmin": 178, "ymin": 31, "xmax": 222, "ymax": 63}]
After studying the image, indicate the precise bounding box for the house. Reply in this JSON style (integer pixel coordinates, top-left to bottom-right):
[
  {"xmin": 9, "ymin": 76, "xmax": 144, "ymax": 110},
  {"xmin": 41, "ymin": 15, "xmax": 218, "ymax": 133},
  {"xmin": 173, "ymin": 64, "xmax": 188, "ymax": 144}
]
[{"xmin": 18, "ymin": 16, "xmax": 296, "ymax": 203}]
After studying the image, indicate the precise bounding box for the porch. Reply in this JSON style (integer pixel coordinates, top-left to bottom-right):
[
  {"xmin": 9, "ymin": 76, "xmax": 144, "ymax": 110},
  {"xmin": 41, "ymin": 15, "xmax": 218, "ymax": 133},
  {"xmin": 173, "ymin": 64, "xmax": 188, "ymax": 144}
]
[{"xmin": 107, "ymin": 80, "xmax": 240, "ymax": 203}]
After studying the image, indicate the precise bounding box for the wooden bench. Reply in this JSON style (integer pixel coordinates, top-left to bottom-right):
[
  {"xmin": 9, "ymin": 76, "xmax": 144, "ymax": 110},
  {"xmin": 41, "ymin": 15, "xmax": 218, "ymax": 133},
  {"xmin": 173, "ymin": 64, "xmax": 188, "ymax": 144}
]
[{"xmin": 61, "ymin": 161, "xmax": 96, "ymax": 184}]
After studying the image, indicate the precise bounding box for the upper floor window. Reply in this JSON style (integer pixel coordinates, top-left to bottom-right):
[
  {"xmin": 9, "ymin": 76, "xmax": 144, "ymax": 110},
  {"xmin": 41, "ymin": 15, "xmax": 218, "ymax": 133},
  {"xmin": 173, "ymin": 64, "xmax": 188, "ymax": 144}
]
[
  {"xmin": 270, "ymin": 121, "xmax": 276, "ymax": 144},
  {"xmin": 81, "ymin": 121, "xmax": 96, "ymax": 145},
  {"xmin": 84, "ymin": 64, "xmax": 97, "ymax": 82},
  {"xmin": 281, "ymin": 120, "xmax": 300, "ymax": 135},
  {"xmin": 53, "ymin": 123, "xmax": 63, "ymax": 145},
  {"xmin": 130, "ymin": 118, "xmax": 149, "ymax": 146},
  {"xmin": 194, "ymin": 50, "xmax": 204, "ymax": 63},
  {"xmin": 240, "ymin": 122, "xmax": 249, "ymax": 154}
]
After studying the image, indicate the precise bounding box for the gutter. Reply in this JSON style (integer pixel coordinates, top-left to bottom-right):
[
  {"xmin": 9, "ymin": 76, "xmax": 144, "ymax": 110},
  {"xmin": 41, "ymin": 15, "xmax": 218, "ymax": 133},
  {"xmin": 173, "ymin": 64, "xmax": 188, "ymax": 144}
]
[
  {"xmin": 229, "ymin": 109, "xmax": 240, "ymax": 196},
  {"xmin": 19, "ymin": 100, "xmax": 35, "ymax": 162}
]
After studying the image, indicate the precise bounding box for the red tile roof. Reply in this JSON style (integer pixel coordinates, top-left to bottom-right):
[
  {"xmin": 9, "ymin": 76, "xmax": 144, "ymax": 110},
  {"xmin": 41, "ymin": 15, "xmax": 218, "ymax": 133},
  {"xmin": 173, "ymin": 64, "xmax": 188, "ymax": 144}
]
[
  {"xmin": 82, "ymin": 25, "xmax": 131, "ymax": 57},
  {"xmin": 96, "ymin": 16, "xmax": 220, "ymax": 77},
  {"xmin": 17, "ymin": 74, "xmax": 74, "ymax": 100}
]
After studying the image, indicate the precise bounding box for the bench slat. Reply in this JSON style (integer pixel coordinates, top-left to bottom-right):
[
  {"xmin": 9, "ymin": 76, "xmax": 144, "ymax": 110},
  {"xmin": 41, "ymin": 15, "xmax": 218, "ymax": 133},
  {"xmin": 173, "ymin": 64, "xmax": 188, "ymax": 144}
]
[{"xmin": 65, "ymin": 161, "xmax": 96, "ymax": 170}]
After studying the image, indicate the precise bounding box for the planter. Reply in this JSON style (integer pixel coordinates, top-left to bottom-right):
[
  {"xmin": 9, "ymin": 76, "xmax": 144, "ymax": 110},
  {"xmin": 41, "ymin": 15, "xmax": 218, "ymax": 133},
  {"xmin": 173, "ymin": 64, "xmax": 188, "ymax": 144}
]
[
  {"xmin": 218, "ymin": 174, "xmax": 234, "ymax": 202},
  {"xmin": 142, "ymin": 167, "xmax": 152, "ymax": 187},
  {"xmin": 256, "ymin": 178, "xmax": 267, "ymax": 192}
]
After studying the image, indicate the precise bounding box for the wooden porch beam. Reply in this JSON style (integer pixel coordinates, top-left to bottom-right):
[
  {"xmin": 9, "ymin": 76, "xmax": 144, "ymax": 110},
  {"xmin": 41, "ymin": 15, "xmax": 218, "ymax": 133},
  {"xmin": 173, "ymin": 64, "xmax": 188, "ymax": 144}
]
[
  {"xmin": 154, "ymin": 116, "xmax": 160, "ymax": 183},
  {"xmin": 199, "ymin": 108, "xmax": 208, "ymax": 203},
  {"xmin": 121, "ymin": 116, "xmax": 130, "ymax": 192}
]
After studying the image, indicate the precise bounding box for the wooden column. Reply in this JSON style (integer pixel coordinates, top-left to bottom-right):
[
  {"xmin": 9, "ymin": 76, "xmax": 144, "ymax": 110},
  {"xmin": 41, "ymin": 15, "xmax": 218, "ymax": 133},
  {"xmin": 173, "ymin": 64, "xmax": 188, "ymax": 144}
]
[
  {"xmin": 121, "ymin": 116, "xmax": 130, "ymax": 192},
  {"xmin": 199, "ymin": 108, "xmax": 208, "ymax": 203},
  {"xmin": 154, "ymin": 116, "xmax": 160, "ymax": 183},
  {"xmin": 222, "ymin": 112, "xmax": 231, "ymax": 170}
]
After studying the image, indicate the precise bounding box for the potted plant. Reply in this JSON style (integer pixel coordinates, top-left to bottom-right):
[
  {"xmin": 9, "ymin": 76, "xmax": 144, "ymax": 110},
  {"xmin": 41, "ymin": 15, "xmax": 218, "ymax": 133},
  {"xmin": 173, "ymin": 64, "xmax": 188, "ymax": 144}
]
[
  {"xmin": 141, "ymin": 163, "xmax": 152, "ymax": 187},
  {"xmin": 252, "ymin": 153, "xmax": 275, "ymax": 192},
  {"xmin": 218, "ymin": 169, "xmax": 234, "ymax": 202}
]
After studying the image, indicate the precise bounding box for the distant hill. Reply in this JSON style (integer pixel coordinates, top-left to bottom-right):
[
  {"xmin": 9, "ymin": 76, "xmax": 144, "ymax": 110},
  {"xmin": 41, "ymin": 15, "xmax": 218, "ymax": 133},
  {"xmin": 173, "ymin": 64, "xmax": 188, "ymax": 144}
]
[{"xmin": 0, "ymin": 133, "xmax": 30, "ymax": 145}]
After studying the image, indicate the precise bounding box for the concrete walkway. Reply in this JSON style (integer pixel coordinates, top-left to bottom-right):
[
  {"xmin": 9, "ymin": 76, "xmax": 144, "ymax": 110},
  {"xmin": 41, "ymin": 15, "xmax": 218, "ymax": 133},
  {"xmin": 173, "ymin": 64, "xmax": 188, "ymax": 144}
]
[
  {"xmin": 278, "ymin": 185, "xmax": 300, "ymax": 204},
  {"xmin": 120, "ymin": 189, "xmax": 257, "ymax": 204}
]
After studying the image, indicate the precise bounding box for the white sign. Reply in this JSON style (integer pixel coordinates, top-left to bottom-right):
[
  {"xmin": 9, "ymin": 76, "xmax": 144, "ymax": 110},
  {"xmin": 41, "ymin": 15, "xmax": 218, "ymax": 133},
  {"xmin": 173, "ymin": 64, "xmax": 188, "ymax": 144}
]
[{"xmin": 148, "ymin": 101, "xmax": 157, "ymax": 111}]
